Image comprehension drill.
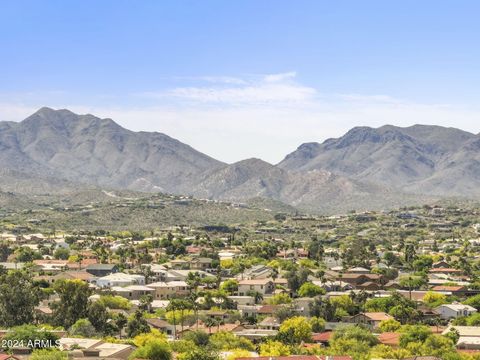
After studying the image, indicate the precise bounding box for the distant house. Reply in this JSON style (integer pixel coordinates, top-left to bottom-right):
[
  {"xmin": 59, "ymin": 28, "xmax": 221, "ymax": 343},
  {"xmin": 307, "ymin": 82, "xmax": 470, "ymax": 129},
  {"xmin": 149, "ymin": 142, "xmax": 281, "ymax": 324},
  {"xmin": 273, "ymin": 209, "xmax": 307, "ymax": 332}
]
[
  {"xmin": 429, "ymin": 268, "xmax": 463, "ymax": 276},
  {"xmin": 112, "ymin": 285, "xmax": 155, "ymax": 300},
  {"xmin": 169, "ymin": 259, "xmax": 189, "ymax": 269},
  {"xmin": 237, "ymin": 265, "xmax": 272, "ymax": 280},
  {"xmin": 238, "ymin": 279, "xmax": 275, "ymax": 296},
  {"xmin": 337, "ymin": 273, "xmax": 386, "ymax": 288},
  {"xmin": 146, "ymin": 318, "xmax": 175, "ymax": 336},
  {"xmin": 190, "ymin": 257, "xmax": 213, "ymax": 271},
  {"xmin": 348, "ymin": 267, "xmax": 371, "ymax": 274},
  {"xmin": 96, "ymin": 272, "xmax": 144, "ymax": 288},
  {"xmin": 431, "ymin": 285, "xmax": 467, "ymax": 296},
  {"xmin": 258, "ymin": 316, "xmax": 281, "ymax": 330},
  {"xmin": 85, "ymin": 263, "xmax": 118, "ymax": 277},
  {"xmin": 435, "ymin": 304, "xmax": 477, "ymax": 320},
  {"xmin": 347, "ymin": 312, "xmax": 394, "ymax": 329},
  {"xmin": 443, "ymin": 325, "xmax": 480, "ymax": 350},
  {"xmin": 432, "ymin": 260, "xmax": 451, "ymax": 269},
  {"xmin": 147, "ymin": 281, "xmax": 189, "ymax": 299}
]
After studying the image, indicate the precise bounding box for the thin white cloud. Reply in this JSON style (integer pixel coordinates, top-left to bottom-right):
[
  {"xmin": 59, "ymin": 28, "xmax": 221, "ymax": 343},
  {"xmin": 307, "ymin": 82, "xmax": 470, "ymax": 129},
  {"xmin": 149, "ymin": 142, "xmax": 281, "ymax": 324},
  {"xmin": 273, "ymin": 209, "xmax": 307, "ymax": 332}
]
[
  {"xmin": 263, "ymin": 71, "xmax": 297, "ymax": 83},
  {"xmin": 144, "ymin": 71, "xmax": 316, "ymax": 105}
]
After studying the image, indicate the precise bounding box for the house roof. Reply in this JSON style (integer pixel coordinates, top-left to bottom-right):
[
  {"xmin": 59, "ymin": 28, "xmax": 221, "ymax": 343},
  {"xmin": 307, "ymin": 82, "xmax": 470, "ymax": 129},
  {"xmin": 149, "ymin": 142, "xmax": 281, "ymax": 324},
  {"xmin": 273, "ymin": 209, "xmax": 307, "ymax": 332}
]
[
  {"xmin": 258, "ymin": 304, "xmax": 283, "ymax": 314},
  {"xmin": 436, "ymin": 304, "xmax": 477, "ymax": 312},
  {"xmin": 361, "ymin": 312, "xmax": 394, "ymax": 321},
  {"xmin": 443, "ymin": 326, "xmax": 480, "ymax": 337},
  {"xmin": 431, "ymin": 285, "xmax": 465, "ymax": 292},
  {"xmin": 86, "ymin": 263, "xmax": 117, "ymax": 270},
  {"xmin": 378, "ymin": 332, "xmax": 400, "ymax": 346},
  {"xmin": 146, "ymin": 318, "xmax": 171, "ymax": 328},
  {"xmin": 311, "ymin": 331, "xmax": 332, "ymax": 342},
  {"xmin": 239, "ymin": 279, "xmax": 273, "ymax": 285}
]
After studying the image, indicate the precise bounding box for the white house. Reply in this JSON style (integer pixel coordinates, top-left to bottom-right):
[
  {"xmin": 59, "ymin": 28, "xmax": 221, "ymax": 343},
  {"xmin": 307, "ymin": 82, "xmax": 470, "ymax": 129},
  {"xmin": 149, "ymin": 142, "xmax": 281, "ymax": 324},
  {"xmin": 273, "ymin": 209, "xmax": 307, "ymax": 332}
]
[
  {"xmin": 435, "ymin": 303, "xmax": 477, "ymax": 320},
  {"xmin": 96, "ymin": 272, "xmax": 145, "ymax": 288}
]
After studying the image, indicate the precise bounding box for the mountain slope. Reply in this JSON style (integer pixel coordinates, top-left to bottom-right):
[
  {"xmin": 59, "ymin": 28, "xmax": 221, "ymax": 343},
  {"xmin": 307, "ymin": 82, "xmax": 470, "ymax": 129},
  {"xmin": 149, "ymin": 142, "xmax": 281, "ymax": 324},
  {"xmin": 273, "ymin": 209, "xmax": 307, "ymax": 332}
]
[
  {"xmin": 0, "ymin": 107, "xmax": 224, "ymax": 192},
  {"xmin": 279, "ymin": 125, "xmax": 480, "ymax": 197},
  {"xmin": 183, "ymin": 158, "xmax": 432, "ymax": 213}
]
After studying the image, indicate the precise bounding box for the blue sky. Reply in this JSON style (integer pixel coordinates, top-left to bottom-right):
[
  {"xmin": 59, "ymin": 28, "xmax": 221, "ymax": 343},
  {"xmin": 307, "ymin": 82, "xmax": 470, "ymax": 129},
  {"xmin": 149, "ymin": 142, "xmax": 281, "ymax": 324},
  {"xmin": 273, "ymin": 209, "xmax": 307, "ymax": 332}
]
[{"xmin": 1, "ymin": 1, "xmax": 480, "ymax": 162}]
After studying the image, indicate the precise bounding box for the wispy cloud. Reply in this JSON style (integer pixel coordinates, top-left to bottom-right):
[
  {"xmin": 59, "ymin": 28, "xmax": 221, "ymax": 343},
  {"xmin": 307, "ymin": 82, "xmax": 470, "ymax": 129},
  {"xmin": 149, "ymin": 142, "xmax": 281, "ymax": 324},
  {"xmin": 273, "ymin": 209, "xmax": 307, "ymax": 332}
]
[
  {"xmin": 263, "ymin": 71, "xmax": 297, "ymax": 83},
  {"xmin": 141, "ymin": 72, "xmax": 316, "ymax": 105}
]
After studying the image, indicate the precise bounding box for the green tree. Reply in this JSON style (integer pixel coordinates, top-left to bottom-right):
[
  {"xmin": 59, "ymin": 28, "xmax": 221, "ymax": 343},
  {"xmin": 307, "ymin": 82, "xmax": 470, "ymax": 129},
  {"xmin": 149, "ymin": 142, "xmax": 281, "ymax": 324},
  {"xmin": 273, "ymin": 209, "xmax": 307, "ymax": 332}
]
[
  {"xmin": 298, "ymin": 282, "xmax": 325, "ymax": 297},
  {"xmin": 277, "ymin": 316, "xmax": 312, "ymax": 344},
  {"xmin": 209, "ymin": 331, "xmax": 255, "ymax": 351},
  {"xmin": 30, "ymin": 349, "xmax": 67, "ymax": 360},
  {"xmin": 268, "ymin": 293, "xmax": 292, "ymax": 305},
  {"xmin": 53, "ymin": 248, "xmax": 70, "ymax": 260},
  {"xmin": 69, "ymin": 318, "xmax": 96, "ymax": 337},
  {"xmin": 423, "ymin": 291, "xmax": 447, "ymax": 308},
  {"xmin": 378, "ymin": 318, "xmax": 401, "ymax": 332},
  {"xmin": 87, "ymin": 301, "xmax": 109, "ymax": 333},
  {"xmin": 259, "ymin": 340, "xmax": 291, "ymax": 356},
  {"xmin": 0, "ymin": 270, "xmax": 40, "ymax": 327},
  {"xmin": 463, "ymin": 294, "xmax": 480, "ymax": 310},
  {"xmin": 129, "ymin": 339, "xmax": 172, "ymax": 360},
  {"xmin": 52, "ymin": 279, "xmax": 92, "ymax": 328},
  {"xmin": 219, "ymin": 279, "xmax": 238, "ymax": 295},
  {"xmin": 178, "ymin": 348, "xmax": 220, "ymax": 360},
  {"xmin": 127, "ymin": 310, "xmax": 151, "ymax": 338},
  {"xmin": 399, "ymin": 325, "xmax": 432, "ymax": 348}
]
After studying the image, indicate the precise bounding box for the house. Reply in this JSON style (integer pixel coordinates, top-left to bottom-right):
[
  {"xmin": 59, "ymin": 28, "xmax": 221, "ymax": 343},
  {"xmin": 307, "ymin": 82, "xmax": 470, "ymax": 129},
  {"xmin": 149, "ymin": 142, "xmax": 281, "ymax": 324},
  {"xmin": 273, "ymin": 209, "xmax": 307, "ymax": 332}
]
[
  {"xmin": 312, "ymin": 280, "xmax": 353, "ymax": 292},
  {"xmin": 146, "ymin": 318, "xmax": 175, "ymax": 336},
  {"xmin": 112, "ymin": 285, "xmax": 155, "ymax": 300},
  {"xmin": 337, "ymin": 273, "xmax": 386, "ymax": 288},
  {"xmin": 96, "ymin": 272, "xmax": 144, "ymax": 288},
  {"xmin": 431, "ymin": 285, "xmax": 467, "ymax": 296},
  {"xmin": 238, "ymin": 279, "xmax": 275, "ymax": 296},
  {"xmin": 347, "ymin": 312, "xmax": 394, "ymax": 329},
  {"xmin": 429, "ymin": 268, "xmax": 463, "ymax": 275},
  {"xmin": 432, "ymin": 260, "xmax": 451, "ymax": 269},
  {"xmin": 237, "ymin": 265, "xmax": 272, "ymax": 280},
  {"xmin": 33, "ymin": 259, "xmax": 68, "ymax": 272},
  {"xmin": 348, "ymin": 267, "xmax": 371, "ymax": 274},
  {"xmin": 147, "ymin": 281, "xmax": 189, "ymax": 299},
  {"xmin": 442, "ymin": 326, "xmax": 480, "ymax": 350},
  {"xmin": 435, "ymin": 304, "xmax": 477, "ymax": 320},
  {"xmin": 228, "ymin": 296, "xmax": 256, "ymax": 306},
  {"xmin": 165, "ymin": 269, "xmax": 211, "ymax": 282},
  {"xmin": 294, "ymin": 297, "xmax": 315, "ymax": 316},
  {"xmin": 85, "ymin": 263, "xmax": 119, "ymax": 277},
  {"xmin": 258, "ymin": 316, "xmax": 281, "ymax": 330},
  {"xmin": 311, "ymin": 331, "xmax": 333, "ymax": 346},
  {"xmin": 190, "ymin": 257, "xmax": 213, "ymax": 270},
  {"xmin": 169, "ymin": 259, "xmax": 189, "ymax": 269}
]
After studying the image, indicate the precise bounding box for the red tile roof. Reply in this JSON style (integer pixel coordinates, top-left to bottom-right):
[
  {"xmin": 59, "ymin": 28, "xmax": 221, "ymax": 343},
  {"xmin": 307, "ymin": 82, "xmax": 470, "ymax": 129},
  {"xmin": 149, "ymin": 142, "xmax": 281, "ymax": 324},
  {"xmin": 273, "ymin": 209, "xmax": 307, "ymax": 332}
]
[
  {"xmin": 431, "ymin": 285, "xmax": 465, "ymax": 292},
  {"xmin": 311, "ymin": 331, "xmax": 333, "ymax": 343},
  {"xmin": 378, "ymin": 332, "xmax": 400, "ymax": 346}
]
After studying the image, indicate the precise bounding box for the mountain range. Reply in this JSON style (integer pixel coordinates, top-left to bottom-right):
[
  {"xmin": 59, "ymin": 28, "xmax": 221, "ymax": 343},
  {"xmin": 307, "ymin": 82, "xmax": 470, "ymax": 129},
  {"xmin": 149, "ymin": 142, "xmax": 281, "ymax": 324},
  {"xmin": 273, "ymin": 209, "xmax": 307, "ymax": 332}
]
[{"xmin": 1, "ymin": 107, "xmax": 479, "ymax": 213}]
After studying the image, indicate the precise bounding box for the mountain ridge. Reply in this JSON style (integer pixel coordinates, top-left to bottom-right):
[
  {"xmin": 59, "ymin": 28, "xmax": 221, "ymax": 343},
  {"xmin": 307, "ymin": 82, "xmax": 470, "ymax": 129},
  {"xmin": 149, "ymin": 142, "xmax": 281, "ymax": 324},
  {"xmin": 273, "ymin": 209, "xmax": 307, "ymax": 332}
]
[{"xmin": 3, "ymin": 107, "xmax": 477, "ymax": 213}]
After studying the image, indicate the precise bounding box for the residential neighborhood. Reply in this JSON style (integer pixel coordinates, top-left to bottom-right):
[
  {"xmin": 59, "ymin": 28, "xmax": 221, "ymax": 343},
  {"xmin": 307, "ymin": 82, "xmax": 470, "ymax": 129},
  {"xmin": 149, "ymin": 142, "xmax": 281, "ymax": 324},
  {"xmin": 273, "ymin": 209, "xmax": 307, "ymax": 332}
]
[{"xmin": 1, "ymin": 204, "xmax": 480, "ymax": 359}]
